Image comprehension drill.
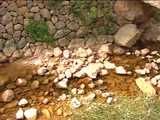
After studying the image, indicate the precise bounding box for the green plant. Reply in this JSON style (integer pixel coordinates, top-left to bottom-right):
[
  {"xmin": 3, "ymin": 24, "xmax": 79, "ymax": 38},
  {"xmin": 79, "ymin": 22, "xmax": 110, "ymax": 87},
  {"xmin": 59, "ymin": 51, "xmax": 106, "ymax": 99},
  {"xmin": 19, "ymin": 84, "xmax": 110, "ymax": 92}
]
[
  {"xmin": 72, "ymin": 96, "xmax": 160, "ymax": 120},
  {"xmin": 25, "ymin": 20, "xmax": 54, "ymax": 43},
  {"xmin": 70, "ymin": 0, "xmax": 118, "ymax": 35},
  {"xmin": 48, "ymin": 0, "xmax": 64, "ymax": 8}
]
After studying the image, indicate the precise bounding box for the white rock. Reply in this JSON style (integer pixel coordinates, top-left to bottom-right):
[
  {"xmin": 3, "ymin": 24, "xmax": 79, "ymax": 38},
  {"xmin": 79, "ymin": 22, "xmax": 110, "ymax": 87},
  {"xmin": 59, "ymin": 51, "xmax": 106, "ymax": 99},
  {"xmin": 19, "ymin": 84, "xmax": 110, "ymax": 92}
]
[
  {"xmin": 156, "ymin": 58, "xmax": 160, "ymax": 63},
  {"xmin": 151, "ymin": 75, "xmax": 160, "ymax": 85},
  {"xmin": 16, "ymin": 78, "xmax": 27, "ymax": 86},
  {"xmin": 58, "ymin": 73, "xmax": 65, "ymax": 80},
  {"xmin": 141, "ymin": 48, "xmax": 150, "ymax": 56},
  {"xmin": 77, "ymin": 89, "xmax": 85, "ymax": 95},
  {"xmin": 85, "ymin": 63, "xmax": 104, "ymax": 79},
  {"xmin": 135, "ymin": 50, "xmax": 141, "ymax": 56},
  {"xmin": 18, "ymin": 98, "xmax": 28, "ymax": 106},
  {"xmin": 53, "ymin": 47, "xmax": 62, "ymax": 57},
  {"xmin": 70, "ymin": 97, "xmax": 81, "ymax": 109},
  {"xmin": 76, "ymin": 48, "xmax": 88, "ymax": 58},
  {"xmin": 80, "ymin": 84, "xmax": 85, "ymax": 89},
  {"xmin": 104, "ymin": 61, "xmax": 116, "ymax": 69},
  {"xmin": 115, "ymin": 66, "xmax": 127, "ymax": 75},
  {"xmin": 96, "ymin": 79, "xmax": 104, "ymax": 85},
  {"xmin": 1, "ymin": 89, "xmax": 15, "ymax": 102},
  {"xmin": 88, "ymin": 82, "xmax": 95, "ymax": 88},
  {"xmin": 135, "ymin": 77, "xmax": 156, "ymax": 96},
  {"xmin": 58, "ymin": 94, "xmax": 67, "ymax": 101},
  {"xmin": 65, "ymin": 69, "xmax": 72, "ymax": 78},
  {"xmin": 135, "ymin": 68, "xmax": 149, "ymax": 75},
  {"xmin": 98, "ymin": 44, "xmax": 112, "ymax": 57},
  {"xmin": 81, "ymin": 93, "xmax": 96, "ymax": 104},
  {"xmin": 87, "ymin": 56, "xmax": 94, "ymax": 63},
  {"xmin": 24, "ymin": 108, "xmax": 37, "ymax": 120},
  {"xmin": 16, "ymin": 108, "xmax": 24, "ymax": 120},
  {"xmin": 86, "ymin": 48, "xmax": 93, "ymax": 56},
  {"xmin": 101, "ymin": 92, "xmax": 111, "ymax": 98},
  {"xmin": 71, "ymin": 88, "xmax": 77, "ymax": 95},
  {"xmin": 42, "ymin": 98, "xmax": 49, "ymax": 104},
  {"xmin": 63, "ymin": 50, "xmax": 70, "ymax": 59},
  {"xmin": 107, "ymin": 97, "xmax": 113, "ymax": 104},
  {"xmin": 100, "ymin": 69, "xmax": 108, "ymax": 76},
  {"xmin": 37, "ymin": 67, "xmax": 48, "ymax": 76},
  {"xmin": 56, "ymin": 78, "xmax": 68, "ymax": 89}
]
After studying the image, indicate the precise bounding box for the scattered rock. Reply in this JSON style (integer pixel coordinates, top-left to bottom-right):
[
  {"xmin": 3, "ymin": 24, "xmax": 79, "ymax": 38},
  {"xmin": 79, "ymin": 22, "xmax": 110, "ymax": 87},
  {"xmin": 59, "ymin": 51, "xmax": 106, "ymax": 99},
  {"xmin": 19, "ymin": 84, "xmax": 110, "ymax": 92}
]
[
  {"xmin": 115, "ymin": 66, "xmax": 127, "ymax": 75},
  {"xmin": 53, "ymin": 47, "xmax": 62, "ymax": 57},
  {"xmin": 40, "ymin": 8, "xmax": 51, "ymax": 19},
  {"xmin": 37, "ymin": 67, "xmax": 48, "ymax": 76},
  {"xmin": 63, "ymin": 50, "xmax": 70, "ymax": 59},
  {"xmin": 141, "ymin": 48, "xmax": 150, "ymax": 56},
  {"xmin": 76, "ymin": 48, "xmax": 88, "ymax": 58},
  {"xmin": 18, "ymin": 98, "xmax": 28, "ymax": 106},
  {"xmin": 56, "ymin": 78, "xmax": 68, "ymax": 89},
  {"xmin": 114, "ymin": 24, "xmax": 141, "ymax": 47},
  {"xmin": 16, "ymin": 78, "xmax": 27, "ymax": 86},
  {"xmin": 70, "ymin": 97, "xmax": 81, "ymax": 109},
  {"xmin": 106, "ymin": 96, "xmax": 113, "ymax": 104},
  {"xmin": 81, "ymin": 93, "xmax": 96, "ymax": 104},
  {"xmin": 1, "ymin": 89, "xmax": 15, "ymax": 102},
  {"xmin": 24, "ymin": 108, "xmax": 37, "ymax": 120},
  {"xmin": 16, "ymin": 108, "xmax": 24, "ymax": 120},
  {"xmin": 135, "ymin": 77, "xmax": 156, "ymax": 96},
  {"xmin": 104, "ymin": 61, "xmax": 116, "ymax": 69},
  {"xmin": 31, "ymin": 80, "xmax": 39, "ymax": 89}
]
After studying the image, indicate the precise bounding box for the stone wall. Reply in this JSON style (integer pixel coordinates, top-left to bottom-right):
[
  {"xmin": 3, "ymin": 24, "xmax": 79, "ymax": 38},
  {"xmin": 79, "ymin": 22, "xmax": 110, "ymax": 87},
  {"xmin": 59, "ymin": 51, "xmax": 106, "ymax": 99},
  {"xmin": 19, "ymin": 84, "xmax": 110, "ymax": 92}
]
[{"xmin": 0, "ymin": 0, "xmax": 117, "ymax": 62}]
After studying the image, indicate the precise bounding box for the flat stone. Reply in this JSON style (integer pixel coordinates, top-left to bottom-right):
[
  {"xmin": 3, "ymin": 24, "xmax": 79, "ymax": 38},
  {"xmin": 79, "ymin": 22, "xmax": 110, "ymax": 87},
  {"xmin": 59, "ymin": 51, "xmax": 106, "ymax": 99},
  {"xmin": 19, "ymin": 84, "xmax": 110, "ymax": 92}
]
[
  {"xmin": 24, "ymin": 108, "xmax": 37, "ymax": 120},
  {"xmin": 114, "ymin": 24, "xmax": 141, "ymax": 47},
  {"xmin": 135, "ymin": 77, "xmax": 156, "ymax": 96},
  {"xmin": 40, "ymin": 8, "xmax": 51, "ymax": 19}
]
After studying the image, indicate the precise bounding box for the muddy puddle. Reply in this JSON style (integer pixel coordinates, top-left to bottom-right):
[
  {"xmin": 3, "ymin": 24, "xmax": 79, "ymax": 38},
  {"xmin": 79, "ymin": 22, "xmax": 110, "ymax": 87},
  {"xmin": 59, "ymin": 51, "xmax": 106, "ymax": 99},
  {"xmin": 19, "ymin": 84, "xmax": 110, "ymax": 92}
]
[{"xmin": 0, "ymin": 54, "xmax": 151, "ymax": 120}]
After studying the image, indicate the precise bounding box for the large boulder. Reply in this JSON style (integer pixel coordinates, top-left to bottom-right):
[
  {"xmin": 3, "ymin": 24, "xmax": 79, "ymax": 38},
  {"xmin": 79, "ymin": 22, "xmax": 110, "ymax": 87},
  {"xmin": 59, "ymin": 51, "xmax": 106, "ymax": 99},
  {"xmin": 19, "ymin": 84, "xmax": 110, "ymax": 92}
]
[
  {"xmin": 143, "ymin": 0, "xmax": 160, "ymax": 9},
  {"xmin": 114, "ymin": 24, "xmax": 141, "ymax": 47},
  {"xmin": 114, "ymin": 0, "xmax": 153, "ymax": 25}
]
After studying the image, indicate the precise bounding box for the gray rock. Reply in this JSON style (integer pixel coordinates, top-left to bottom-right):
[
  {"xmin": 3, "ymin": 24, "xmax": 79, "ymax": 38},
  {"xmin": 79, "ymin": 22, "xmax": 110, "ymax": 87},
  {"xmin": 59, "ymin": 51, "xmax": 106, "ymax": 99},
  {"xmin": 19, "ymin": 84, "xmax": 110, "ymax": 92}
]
[
  {"xmin": 34, "ymin": 13, "xmax": 41, "ymax": 21},
  {"xmin": 3, "ymin": 40, "xmax": 17, "ymax": 57},
  {"xmin": 6, "ymin": 22, "xmax": 14, "ymax": 34},
  {"xmin": 30, "ymin": 6, "xmax": 39, "ymax": 13},
  {"xmin": 1, "ymin": 89, "xmax": 15, "ymax": 102},
  {"xmin": 13, "ymin": 31, "xmax": 21, "ymax": 40},
  {"xmin": 18, "ymin": 37, "xmax": 27, "ymax": 49},
  {"xmin": 56, "ymin": 78, "xmax": 68, "ymax": 89},
  {"xmin": 69, "ymin": 38, "xmax": 85, "ymax": 49},
  {"xmin": 0, "ymin": 7, "xmax": 7, "ymax": 16},
  {"xmin": 70, "ymin": 97, "xmax": 81, "ymax": 109},
  {"xmin": 67, "ymin": 21, "xmax": 79, "ymax": 31},
  {"xmin": 47, "ymin": 21, "xmax": 56, "ymax": 35},
  {"xmin": 113, "ymin": 45, "xmax": 125, "ymax": 55},
  {"xmin": 51, "ymin": 16, "xmax": 58, "ymax": 24},
  {"xmin": 0, "ymin": 39, "xmax": 5, "ymax": 51},
  {"xmin": 58, "ymin": 38, "xmax": 70, "ymax": 47},
  {"xmin": 55, "ymin": 21, "xmax": 66, "ymax": 29},
  {"xmin": 54, "ymin": 29, "xmax": 70, "ymax": 39},
  {"xmin": 1, "ymin": 12, "xmax": 12, "ymax": 25},
  {"xmin": 114, "ymin": 24, "xmax": 141, "ymax": 47},
  {"xmin": 40, "ymin": 8, "xmax": 51, "ymax": 19},
  {"xmin": 14, "ymin": 24, "xmax": 23, "ymax": 31},
  {"xmin": 0, "ymin": 24, "xmax": 5, "ymax": 33},
  {"xmin": 97, "ymin": 35, "xmax": 114, "ymax": 44}
]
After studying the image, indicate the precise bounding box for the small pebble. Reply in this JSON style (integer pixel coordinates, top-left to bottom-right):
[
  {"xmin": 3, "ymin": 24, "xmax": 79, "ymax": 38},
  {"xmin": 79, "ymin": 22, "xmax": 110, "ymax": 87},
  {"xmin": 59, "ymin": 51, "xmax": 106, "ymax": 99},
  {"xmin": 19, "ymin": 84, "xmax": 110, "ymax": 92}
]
[
  {"xmin": 18, "ymin": 98, "xmax": 28, "ymax": 106},
  {"xmin": 16, "ymin": 108, "xmax": 24, "ymax": 120},
  {"xmin": 106, "ymin": 96, "xmax": 113, "ymax": 104},
  {"xmin": 16, "ymin": 78, "xmax": 27, "ymax": 86},
  {"xmin": 70, "ymin": 97, "xmax": 81, "ymax": 109},
  {"xmin": 24, "ymin": 108, "xmax": 37, "ymax": 120}
]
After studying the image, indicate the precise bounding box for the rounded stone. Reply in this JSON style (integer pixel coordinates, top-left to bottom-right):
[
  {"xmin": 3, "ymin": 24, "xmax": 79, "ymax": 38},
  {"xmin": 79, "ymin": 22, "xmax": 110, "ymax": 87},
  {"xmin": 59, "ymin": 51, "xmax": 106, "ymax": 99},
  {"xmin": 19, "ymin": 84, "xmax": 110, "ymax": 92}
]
[{"xmin": 1, "ymin": 89, "xmax": 15, "ymax": 102}]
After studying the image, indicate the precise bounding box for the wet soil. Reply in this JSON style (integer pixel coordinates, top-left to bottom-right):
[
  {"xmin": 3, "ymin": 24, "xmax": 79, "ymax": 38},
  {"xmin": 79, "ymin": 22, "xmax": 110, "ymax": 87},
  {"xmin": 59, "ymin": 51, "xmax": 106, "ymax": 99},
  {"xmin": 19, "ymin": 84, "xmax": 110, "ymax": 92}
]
[{"xmin": 0, "ymin": 54, "xmax": 152, "ymax": 120}]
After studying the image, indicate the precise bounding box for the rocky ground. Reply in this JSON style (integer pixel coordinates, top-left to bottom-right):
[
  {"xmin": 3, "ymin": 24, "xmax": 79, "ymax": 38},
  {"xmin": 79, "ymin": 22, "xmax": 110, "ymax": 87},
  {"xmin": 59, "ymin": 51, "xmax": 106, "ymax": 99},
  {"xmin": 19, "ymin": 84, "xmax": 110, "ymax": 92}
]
[{"xmin": 0, "ymin": 43, "xmax": 160, "ymax": 120}]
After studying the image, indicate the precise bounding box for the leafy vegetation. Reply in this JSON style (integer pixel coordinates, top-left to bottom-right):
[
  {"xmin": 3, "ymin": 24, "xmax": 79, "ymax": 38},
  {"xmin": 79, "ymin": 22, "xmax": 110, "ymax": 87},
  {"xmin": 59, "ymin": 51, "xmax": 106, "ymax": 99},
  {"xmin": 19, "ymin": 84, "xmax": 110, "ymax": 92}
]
[
  {"xmin": 25, "ymin": 20, "xmax": 54, "ymax": 43},
  {"xmin": 70, "ymin": 0, "xmax": 118, "ymax": 35},
  {"xmin": 48, "ymin": 0, "xmax": 64, "ymax": 8},
  {"xmin": 72, "ymin": 96, "xmax": 160, "ymax": 120}
]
